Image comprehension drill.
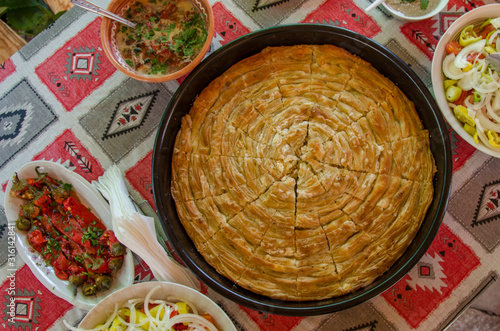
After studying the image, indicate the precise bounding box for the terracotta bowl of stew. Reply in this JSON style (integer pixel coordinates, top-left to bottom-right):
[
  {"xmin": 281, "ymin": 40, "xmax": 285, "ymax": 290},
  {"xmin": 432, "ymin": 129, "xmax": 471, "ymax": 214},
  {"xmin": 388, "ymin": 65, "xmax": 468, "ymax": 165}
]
[{"xmin": 101, "ymin": 0, "xmax": 214, "ymax": 83}]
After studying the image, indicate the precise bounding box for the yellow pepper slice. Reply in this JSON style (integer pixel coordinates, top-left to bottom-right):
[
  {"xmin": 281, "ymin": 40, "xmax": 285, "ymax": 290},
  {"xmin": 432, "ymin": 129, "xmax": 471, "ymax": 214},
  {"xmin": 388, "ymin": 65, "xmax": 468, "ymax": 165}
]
[
  {"xmin": 149, "ymin": 304, "xmax": 165, "ymax": 319},
  {"xmin": 108, "ymin": 318, "xmax": 125, "ymax": 331},
  {"xmin": 176, "ymin": 302, "xmax": 190, "ymax": 326},
  {"xmin": 463, "ymin": 63, "xmax": 474, "ymax": 72},
  {"xmin": 176, "ymin": 302, "xmax": 189, "ymax": 314},
  {"xmin": 121, "ymin": 309, "xmax": 150, "ymax": 330},
  {"xmin": 454, "ymin": 105, "xmax": 476, "ymax": 127},
  {"xmin": 444, "ymin": 79, "xmax": 458, "ymax": 90},
  {"xmin": 464, "ymin": 123, "xmax": 477, "ymax": 137},
  {"xmin": 460, "ymin": 25, "xmax": 482, "ymax": 46},
  {"xmin": 485, "ymin": 45, "xmax": 497, "ymax": 54},
  {"xmin": 446, "ymin": 85, "xmax": 462, "ymax": 102},
  {"xmin": 480, "ymin": 18, "xmax": 492, "ymax": 30},
  {"xmin": 487, "ymin": 130, "xmax": 500, "ymax": 147}
]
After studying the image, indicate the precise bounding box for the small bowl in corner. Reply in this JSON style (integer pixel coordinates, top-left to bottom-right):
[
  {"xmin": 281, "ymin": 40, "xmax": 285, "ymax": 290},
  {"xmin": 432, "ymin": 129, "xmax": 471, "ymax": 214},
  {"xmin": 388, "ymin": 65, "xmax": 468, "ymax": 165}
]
[
  {"xmin": 382, "ymin": 0, "xmax": 448, "ymax": 22},
  {"xmin": 101, "ymin": 0, "xmax": 214, "ymax": 83}
]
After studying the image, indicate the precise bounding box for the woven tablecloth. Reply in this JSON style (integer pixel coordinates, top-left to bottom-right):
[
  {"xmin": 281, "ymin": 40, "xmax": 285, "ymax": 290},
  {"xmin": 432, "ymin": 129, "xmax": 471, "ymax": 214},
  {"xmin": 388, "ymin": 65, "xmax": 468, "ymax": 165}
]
[{"xmin": 1, "ymin": 0, "xmax": 500, "ymax": 330}]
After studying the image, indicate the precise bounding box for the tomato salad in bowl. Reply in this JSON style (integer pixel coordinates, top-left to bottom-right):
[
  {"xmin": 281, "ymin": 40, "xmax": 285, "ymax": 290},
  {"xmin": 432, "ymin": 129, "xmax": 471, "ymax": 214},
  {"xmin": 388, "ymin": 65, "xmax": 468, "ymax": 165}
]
[
  {"xmin": 10, "ymin": 166, "xmax": 126, "ymax": 295},
  {"xmin": 439, "ymin": 16, "xmax": 500, "ymax": 152},
  {"xmin": 3, "ymin": 161, "xmax": 134, "ymax": 310}
]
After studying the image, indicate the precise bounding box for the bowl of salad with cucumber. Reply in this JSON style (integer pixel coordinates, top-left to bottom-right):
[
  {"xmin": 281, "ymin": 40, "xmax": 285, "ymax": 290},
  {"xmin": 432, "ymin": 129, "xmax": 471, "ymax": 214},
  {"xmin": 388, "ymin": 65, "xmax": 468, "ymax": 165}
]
[{"xmin": 432, "ymin": 4, "xmax": 500, "ymax": 157}]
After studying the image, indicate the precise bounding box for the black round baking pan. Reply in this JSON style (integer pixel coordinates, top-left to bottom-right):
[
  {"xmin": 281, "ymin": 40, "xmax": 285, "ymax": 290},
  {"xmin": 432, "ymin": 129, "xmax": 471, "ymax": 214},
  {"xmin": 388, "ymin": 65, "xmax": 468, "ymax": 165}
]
[{"xmin": 152, "ymin": 24, "xmax": 452, "ymax": 316}]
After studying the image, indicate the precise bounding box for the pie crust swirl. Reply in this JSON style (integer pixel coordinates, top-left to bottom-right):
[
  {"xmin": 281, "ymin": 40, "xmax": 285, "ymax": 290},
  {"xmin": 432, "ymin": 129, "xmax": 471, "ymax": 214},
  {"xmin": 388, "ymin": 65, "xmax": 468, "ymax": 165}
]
[{"xmin": 171, "ymin": 45, "xmax": 436, "ymax": 301}]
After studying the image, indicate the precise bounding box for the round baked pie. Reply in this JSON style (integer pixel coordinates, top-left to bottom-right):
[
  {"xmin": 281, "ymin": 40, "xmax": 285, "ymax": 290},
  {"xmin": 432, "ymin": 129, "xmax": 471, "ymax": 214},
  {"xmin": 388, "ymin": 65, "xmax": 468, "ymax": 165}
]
[{"xmin": 171, "ymin": 44, "xmax": 436, "ymax": 301}]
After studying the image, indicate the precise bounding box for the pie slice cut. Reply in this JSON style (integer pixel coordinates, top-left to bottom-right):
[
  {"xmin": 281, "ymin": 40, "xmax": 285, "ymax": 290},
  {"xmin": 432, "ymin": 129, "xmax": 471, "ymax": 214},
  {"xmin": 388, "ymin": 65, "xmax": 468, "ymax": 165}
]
[{"xmin": 171, "ymin": 44, "xmax": 436, "ymax": 301}]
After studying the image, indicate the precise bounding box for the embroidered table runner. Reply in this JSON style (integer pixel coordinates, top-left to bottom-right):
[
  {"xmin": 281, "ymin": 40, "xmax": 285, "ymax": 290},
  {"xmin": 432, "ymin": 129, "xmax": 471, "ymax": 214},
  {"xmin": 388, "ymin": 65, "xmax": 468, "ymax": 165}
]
[{"xmin": 1, "ymin": 0, "xmax": 499, "ymax": 330}]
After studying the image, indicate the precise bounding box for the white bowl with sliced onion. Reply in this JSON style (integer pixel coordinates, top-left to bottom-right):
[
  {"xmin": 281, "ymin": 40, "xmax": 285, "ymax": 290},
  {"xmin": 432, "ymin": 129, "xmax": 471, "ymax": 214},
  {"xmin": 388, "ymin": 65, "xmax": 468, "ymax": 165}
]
[
  {"xmin": 432, "ymin": 4, "xmax": 500, "ymax": 158},
  {"xmin": 71, "ymin": 281, "xmax": 236, "ymax": 331}
]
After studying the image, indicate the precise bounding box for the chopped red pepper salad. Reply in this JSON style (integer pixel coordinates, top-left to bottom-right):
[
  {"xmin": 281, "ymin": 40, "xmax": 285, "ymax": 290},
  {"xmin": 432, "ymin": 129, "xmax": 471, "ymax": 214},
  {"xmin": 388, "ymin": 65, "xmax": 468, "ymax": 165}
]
[{"xmin": 10, "ymin": 166, "xmax": 126, "ymax": 296}]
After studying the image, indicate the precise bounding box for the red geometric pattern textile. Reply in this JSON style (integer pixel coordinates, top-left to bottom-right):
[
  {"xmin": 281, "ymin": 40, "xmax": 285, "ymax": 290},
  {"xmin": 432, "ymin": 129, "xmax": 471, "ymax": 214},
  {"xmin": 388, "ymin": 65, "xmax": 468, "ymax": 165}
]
[
  {"xmin": 213, "ymin": 2, "xmax": 252, "ymax": 46},
  {"xmin": 450, "ymin": 128, "xmax": 477, "ymax": 173},
  {"xmin": 134, "ymin": 260, "xmax": 155, "ymax": 284},
  {"xmin": 0, "ymin": 59, "xmax": 16, "ymax": 84},
  {"xmin": 125, "ymin": 150, "xmax": 155, "ymax": 209},
  {"xmin": 33, "ymin": 129, "xmax": 105, "ymax": 182},
  {"xmin": 382, "ymin": 224, "xmax": 481, "ymax": 328},
  {"xmin": 301, "ymin": 0, "xmax": 381, "ymax": 38},
  {"xmin": 34, "ymin": 18, "xmax": 116, "ymax": 111},
  {"xmin": 239, "ymin": 305, "xmax": 304, "ymax": 331},
  {"xmin": 0, "ymin": 265, "xmax": 73, "ymax": 330}
]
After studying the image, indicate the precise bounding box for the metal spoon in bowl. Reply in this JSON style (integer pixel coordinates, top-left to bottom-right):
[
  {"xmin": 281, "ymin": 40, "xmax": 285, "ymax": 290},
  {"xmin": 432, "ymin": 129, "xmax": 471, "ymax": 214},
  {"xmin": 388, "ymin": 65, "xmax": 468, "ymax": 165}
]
[
  {"xmin": 486, "ymin": 52, "xmax": 500, "ymax": 72},
  {"xmin": 70, "ymin": 0, "xmax": 136, "ymax": 28}
]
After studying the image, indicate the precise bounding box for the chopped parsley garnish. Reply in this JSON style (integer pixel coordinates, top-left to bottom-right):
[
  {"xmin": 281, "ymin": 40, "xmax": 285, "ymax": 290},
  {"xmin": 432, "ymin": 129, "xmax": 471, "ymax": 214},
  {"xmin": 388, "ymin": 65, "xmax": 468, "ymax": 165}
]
[
  {"xmin": 74, "ymin": 255, "xmax": 85, "ymax": 264},
  {"xmin": 82, "ymin": 226, "xmax": 104, "ymax": 246},
  {"xmin": 62, "ymin": 183, "xmax": 73, "ymax": 191},
  {"xmin": 172, "ymin": 13, "xmax": 206, "ymax": 57},
  {"xmin": 116, "ymin": 0, "xmax": 207, "ymax": 76},
  {"xmin": 43, "ymin": 237, "xmax": 61, "ymax": 256}
]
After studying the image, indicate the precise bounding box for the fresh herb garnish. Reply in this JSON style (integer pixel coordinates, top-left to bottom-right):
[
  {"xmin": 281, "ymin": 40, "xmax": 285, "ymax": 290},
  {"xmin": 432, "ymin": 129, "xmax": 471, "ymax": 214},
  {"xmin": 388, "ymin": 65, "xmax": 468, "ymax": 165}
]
[
  {"xmin": 82, "ymin": 226, "xmax": 104, "ymax": 246},
  {"xmin": 74, "ymin": 255, "xmax": 85, "ymax": 264}
]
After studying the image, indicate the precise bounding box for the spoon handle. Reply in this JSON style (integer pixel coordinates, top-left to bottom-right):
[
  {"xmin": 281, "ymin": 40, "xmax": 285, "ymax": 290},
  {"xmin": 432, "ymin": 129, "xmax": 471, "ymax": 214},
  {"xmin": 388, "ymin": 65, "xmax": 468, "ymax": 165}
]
[
  {"xmin": 365, "ymin": 0, "xmax": 385, "ymax": 13},
  {"xmin": 70, "ymin": 0, "xmax": 137, "ymax": 28}
]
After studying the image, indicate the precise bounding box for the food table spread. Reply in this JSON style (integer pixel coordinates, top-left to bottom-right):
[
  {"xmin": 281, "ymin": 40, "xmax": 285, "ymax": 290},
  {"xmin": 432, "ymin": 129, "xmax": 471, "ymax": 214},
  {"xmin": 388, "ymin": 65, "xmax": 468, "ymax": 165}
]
[{"xmin": 0, "ymin": 0, "xmax": 499, "ymax": 330}]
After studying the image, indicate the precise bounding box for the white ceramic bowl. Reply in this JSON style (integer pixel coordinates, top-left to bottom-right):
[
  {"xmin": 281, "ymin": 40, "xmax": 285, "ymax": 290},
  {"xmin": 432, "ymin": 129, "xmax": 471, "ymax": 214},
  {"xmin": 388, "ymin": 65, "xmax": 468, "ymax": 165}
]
[
  {"xmin": 431, "ymin": 4, "xmax": 500, "ymax": 158},
  {"xmin": 78, "ymin": 281, "xmax": 237, "ymax": 330},
  {"xmin": 383, "ymin": 0, "xmax": 449, "ymax": 22}
]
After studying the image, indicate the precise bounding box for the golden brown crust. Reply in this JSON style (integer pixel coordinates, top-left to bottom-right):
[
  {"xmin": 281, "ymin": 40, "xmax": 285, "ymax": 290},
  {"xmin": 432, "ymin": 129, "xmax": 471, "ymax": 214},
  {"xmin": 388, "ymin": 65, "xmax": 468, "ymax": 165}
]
[{"xmin": 171, "ymin": 45, "xmax": 436, "ymax": 301}]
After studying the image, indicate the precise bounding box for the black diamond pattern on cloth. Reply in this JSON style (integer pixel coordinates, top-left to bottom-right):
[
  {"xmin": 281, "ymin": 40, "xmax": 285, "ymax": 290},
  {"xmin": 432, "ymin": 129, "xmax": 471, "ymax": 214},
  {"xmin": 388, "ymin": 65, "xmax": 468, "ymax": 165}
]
[
  {"xmin": 449, "ymin": 157, "xmax": 500, "ymax": 252},
  {"xmin": 233, "ymin": 0, "xmax": 306, "ymax": 28},
  {"xmin": 103, "ymin": 91, "xmax": 157, "ymax": 140},
  {"xmin": 79, "ymin": 78, "xmax": 172, "ymax": 162},
  {"xmin": 253, "ymin": 0, "xmax": 290, "ymax": 11},
  {"xmin": 316, "ymin": 302, "xmax": 396, "ymax": 331},
  {"xmin": 473, "ymin": 180, "xmax": 500, "ymax": 227},
  {"xmin": 0, "ymin": 79, "xmax": 57, "ymax": 168},
  {"xmin": 0, "ymin": 109, "xmax": 26, "ymax": 141}
]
